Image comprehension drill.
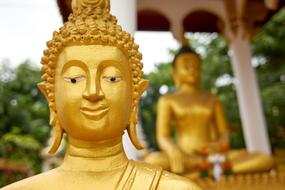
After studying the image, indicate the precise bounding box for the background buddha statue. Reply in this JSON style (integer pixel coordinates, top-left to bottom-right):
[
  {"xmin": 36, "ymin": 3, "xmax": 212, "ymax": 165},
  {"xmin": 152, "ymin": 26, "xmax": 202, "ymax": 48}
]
[
  {"xmin": 144, "ymin": 42, "xmax": 274, "ymax": 176},
  {"xmin": 3, "ymin": 0, "xmax": 201, "ymax": 189}
]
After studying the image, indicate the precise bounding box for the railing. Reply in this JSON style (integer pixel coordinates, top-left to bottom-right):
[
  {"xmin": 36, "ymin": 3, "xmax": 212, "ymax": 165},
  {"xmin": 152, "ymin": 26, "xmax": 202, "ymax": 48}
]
[{"xmin": 194, "ymin": 172, "xmax": 285, "ymax": 190}]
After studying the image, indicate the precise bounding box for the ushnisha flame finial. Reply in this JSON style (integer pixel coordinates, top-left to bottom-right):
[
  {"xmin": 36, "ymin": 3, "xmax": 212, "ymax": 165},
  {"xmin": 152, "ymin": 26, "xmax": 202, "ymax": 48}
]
[{"xmin": 72, "ymin": 0, "xmax": 110, "ymax": 11}]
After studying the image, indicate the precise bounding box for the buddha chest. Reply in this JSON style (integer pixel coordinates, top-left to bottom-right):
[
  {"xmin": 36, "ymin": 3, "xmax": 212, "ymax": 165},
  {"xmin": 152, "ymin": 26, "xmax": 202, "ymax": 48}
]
[{"xmin": 170, "ymin": 92, "xmax": 215, "ymax": 122}]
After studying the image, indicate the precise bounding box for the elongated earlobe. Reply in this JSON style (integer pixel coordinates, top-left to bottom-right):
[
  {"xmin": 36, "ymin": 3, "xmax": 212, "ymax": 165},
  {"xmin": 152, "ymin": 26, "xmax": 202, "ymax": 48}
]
[
  {"xmin": 37, "ymin": 82, "xmax": 63, "ymax": 154},
  {"xmin": 127, "ymin": 107, "xmax": 143, "ymax": 150},
  {"xmin": 138, "ymin": 79, "xmax": 149, "ymax": 94},
  {"xmin": 37, "ymin": 82, "xmax": 48, "ymax": 99},
  {"xmin": 48, "ymin": 122, "xmax": 63, "ymax": 154},
  {"xmin": 127, "ymin": 79, "xmax": 149, "ymax": 150}
]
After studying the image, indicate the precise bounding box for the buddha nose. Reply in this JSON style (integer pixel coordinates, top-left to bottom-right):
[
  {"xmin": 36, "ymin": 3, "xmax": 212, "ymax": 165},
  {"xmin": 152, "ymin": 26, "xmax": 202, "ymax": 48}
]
[{"xmin": 83, "ymin": 78, "xmax": 104, "ymax": 102}]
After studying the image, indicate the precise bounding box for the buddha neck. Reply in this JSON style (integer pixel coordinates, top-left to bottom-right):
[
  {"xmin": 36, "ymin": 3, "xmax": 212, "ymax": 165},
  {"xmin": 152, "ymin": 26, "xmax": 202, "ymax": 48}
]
[
  {"xmin": 61, "ymin": 136, "xmax": 129, "ymax": 172},
  {"xmin": 179, "ymin": 83, "xmax": 199, "ymax": 94}
]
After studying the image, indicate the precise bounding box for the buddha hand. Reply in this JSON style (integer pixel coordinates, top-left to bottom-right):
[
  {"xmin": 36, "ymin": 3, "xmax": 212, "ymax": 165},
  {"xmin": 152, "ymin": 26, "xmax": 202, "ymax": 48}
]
[{"xmin": 167, "ymin": 147, "xmax": 185, "ymax": 174}]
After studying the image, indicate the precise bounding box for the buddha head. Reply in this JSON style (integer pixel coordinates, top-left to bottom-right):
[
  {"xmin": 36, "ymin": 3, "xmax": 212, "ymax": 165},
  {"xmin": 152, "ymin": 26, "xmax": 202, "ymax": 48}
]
[
  {"xmin": 172, "ymin": 43, "xmax": 202, "ymax": 88},
  {"xmin": 38, "ymin": 0, "xmax": 148, "ymax": 154}
]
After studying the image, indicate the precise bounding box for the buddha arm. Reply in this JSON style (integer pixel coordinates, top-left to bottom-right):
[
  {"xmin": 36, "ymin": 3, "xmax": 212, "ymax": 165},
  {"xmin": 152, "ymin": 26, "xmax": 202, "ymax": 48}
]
[
  {"xmin": 156, "ymin": 97, "xmax": 174, "ymax": 151},
  {"xmin": 156, "ymin": 96, "xmax": 184, "ymax": 173},
  {"xmin": 213, "ymin": 97, "xmax": 229, "ymax": 145}
]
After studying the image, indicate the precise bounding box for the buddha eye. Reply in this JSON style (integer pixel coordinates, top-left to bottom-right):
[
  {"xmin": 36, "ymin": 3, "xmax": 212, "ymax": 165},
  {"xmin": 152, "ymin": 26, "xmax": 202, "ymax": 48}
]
[
  {"xmin": 64, "ymin": 76, "xmax": 85, "ymax": 84},
  {"xmin": 103, "ymin": 76, "xmax": 122, "ymax": 83}
]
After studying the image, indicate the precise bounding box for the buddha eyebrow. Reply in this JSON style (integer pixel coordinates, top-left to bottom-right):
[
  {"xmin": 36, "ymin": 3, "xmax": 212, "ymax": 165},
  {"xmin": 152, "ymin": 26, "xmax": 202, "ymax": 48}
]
[
  {"xmin": 61, "ymin": 60, "xmax": 88, "ymax": 75},
  {"xmin": 99, "ymin": 60, "xmax": 125, "ymax": 71}
]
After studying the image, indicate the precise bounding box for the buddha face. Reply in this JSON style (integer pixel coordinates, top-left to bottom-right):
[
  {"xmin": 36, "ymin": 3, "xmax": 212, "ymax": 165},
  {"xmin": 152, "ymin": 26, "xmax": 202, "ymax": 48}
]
[
  {"xmin": 173, "ymin": 53, "xmax": 201, "ymax": 86},
  {"xmin": 54, "ymin": 45, "xmax": 132, "ymax": 141}
]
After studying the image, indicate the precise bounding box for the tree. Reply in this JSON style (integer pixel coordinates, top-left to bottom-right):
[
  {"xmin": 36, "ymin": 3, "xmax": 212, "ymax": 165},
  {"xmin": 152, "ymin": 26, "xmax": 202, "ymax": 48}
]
[{"xmin": 0, "ymin": 60, "xmax": 50, "ymax": 177}]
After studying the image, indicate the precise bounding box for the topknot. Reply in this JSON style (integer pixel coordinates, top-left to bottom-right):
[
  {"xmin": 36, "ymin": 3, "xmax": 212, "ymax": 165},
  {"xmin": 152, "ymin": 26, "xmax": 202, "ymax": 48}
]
[{"xmin": 172, "ymin": 44, "xmax": 201, "ymax": 67}]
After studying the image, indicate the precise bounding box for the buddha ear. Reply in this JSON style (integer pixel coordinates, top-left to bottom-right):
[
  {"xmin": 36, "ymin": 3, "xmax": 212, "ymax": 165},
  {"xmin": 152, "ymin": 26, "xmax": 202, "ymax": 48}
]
[
  {"xmin": 38, "ymin": 82, "xmax": 63, "ymax": 154},
  {"xmin": 37, "ymin": 82, "xmax": 48, "ymax": 99},
  {"xmin": 126, "ymin": 79, "xmax": 149, "ymax": 150},
  {"xmin": 37, "ymin": 82, "xmax": 56, "ymax": 126},
  {"xmin": 137, "ymin": 79, "xmax": 149, "ymax": 96}
]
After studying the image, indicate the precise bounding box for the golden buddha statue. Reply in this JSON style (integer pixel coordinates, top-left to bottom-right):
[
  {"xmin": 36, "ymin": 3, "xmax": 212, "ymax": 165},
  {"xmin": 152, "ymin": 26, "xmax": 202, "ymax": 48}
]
[
  {"xmin": 2, "ymin": 0, "xmax": 201, "ymax": 189},
  {"xmin": 145, "ymin": 43, "xmax": 274, "ymax": 176}
]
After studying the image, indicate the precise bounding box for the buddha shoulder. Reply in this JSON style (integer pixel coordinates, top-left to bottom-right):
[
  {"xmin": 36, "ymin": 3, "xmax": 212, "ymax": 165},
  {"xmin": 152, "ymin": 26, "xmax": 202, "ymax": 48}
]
[
  {"xmin": 129, "ymin": 161, "xmax": 201, "ymax": 190},
  {"xmin": 157, "ymin": 93, "xmax": 179, "ymax": 105},
  {"xmin": 157, "ymin": 170, "xmax": 201, "ymax": 190},
  {"xmin": 158, "ymin": 91, "xmax": 217, "ymax": 103},
  {"xmin": 2, "ymin": 168, "xmax": 61, "ymax": 190}
]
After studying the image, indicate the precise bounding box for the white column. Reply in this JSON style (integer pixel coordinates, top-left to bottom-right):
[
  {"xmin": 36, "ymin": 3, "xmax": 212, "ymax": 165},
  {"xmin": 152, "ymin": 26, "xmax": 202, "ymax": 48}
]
[
  {"xmin": 230, "ymin": 36, "xmax": 271, "ymax": 155},
  {"xmin": 110, "ymin": 0, "xmax": 137, "ymax": 34},
  {"xmin": 110, "ymin": 0, "xmax": 139, "ymax": 160}
]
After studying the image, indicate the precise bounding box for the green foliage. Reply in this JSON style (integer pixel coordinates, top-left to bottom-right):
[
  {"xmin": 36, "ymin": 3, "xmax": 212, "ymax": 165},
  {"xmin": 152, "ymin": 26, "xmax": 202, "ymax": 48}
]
[
  {"xmin": 0, "ymin": 61, "xmax": 50, "ymax": 175},
  {"xmin": 0, "ymin": 128, "xmax": 41, "ymax": 170}
]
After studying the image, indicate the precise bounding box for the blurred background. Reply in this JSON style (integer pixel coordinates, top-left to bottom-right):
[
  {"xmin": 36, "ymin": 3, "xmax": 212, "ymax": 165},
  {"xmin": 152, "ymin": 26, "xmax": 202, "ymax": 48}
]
[{"xmin": 0, "ymin": 0, "xmax": 285, "ymax": 187}]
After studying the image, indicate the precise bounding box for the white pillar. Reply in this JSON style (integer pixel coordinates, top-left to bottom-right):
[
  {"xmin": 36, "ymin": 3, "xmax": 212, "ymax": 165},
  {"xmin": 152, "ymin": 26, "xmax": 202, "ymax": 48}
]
[
  {"xmin": 230, "ymin": 36, "xmax": 271, "ymax": 155},
  {"xmin": 110, "ymin": 0, "xmax": 139, "ymax": 160},
  {"xmin": 110, "ymin": 0, "xmax": 137, "ymax": 34}
]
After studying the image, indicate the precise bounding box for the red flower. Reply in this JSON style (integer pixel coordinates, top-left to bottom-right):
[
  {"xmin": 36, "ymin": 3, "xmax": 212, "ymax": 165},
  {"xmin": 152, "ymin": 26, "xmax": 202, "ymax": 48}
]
[
  {"xmin": 200, "ymin": 146, "xmax": 209, "ymax": 156},
  {"xmin": 199, "ymin": 161, "xmax": 211, "ymax": 170},
  {"xmin": 223, "ymin": 160, "xmax": 232, "ymax": 169},
  {"xmin": 220, "ymin": 143, "xmax": 229, "ymax": 153}
]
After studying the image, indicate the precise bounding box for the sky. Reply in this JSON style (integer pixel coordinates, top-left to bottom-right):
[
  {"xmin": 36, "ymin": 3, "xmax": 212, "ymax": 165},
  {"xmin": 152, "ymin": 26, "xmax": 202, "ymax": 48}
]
[{"xmin": 0, "ymin": 0, "xmax": 179, "ymax": 73}]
